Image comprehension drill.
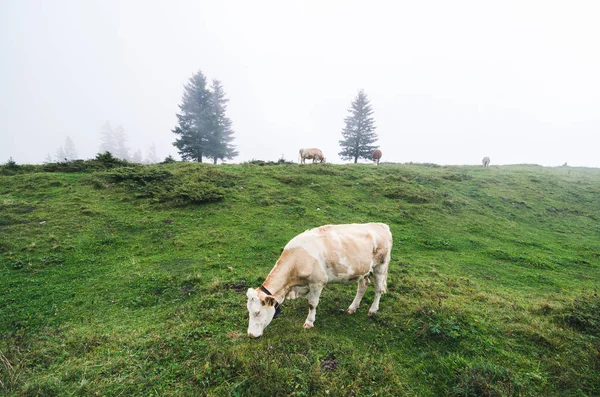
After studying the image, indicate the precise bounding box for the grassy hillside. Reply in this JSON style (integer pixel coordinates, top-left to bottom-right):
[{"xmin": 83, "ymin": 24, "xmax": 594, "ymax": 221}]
[{"xmin": 1, "ymin": 161, "xmax": 599, "ymax": 396}]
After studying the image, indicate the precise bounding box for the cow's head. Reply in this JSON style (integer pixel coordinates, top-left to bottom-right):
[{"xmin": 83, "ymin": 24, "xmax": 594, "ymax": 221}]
[{"xmin": 246, "ymin": 288, "xmax": 278, "ymax": 338}]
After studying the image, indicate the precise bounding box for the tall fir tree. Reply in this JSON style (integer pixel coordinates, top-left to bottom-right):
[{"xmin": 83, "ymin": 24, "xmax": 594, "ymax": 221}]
[
  {"xmin": 172, "ymin": 71, "xmax": 213, "ymax": 162},
  {"xmin": 206, "ymin": 79, "xmax": 238, "ymax": 164},
  {"xmin": 146, "ymin": 143, "xmax": 159, "ymax": 164},
  {"xmin": 112, "ymin": 125, "xmax": 129, "ymax": 161},
  {"xmin": 99, "ymin": 122, "xmax": 129, "ymax": 160},
  {"xmin": 338, "ymin": 89, "xmax": 378, "ymax": 163},
  {"xmin": 56, "ymin": 136, "xmax": 78, "ymax": 161},
  {"xmin": 131, "ymin": 149, "xmax": 143, "ymax": 164},
  {"xmin": 99, "ymin": 121, "xmax": 116, "ymax": 155},
  {"xmin": 172, "ymin": 71, "xmax": 238, "ymax": 163}
]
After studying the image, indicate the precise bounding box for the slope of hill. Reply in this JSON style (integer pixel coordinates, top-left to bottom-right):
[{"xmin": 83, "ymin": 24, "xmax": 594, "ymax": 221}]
[{"xmin": 1, "ymin": 162, "xmax": 599, "ymax": 396}]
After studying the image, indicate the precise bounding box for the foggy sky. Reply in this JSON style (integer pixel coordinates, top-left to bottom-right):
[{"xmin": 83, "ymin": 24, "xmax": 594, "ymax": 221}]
[{"xmin": 1, "ymin": 0, "xmax": 599, "ymax": 167}]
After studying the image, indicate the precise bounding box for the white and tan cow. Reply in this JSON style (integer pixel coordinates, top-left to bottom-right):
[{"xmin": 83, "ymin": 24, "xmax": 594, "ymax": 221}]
[
  {"xmin": 298, "ymin": 148, "xmax": 326, "ymax": 164},
  {"xmin": 246, "ymin": 223, "xmax": 392, "ymax": 337}
]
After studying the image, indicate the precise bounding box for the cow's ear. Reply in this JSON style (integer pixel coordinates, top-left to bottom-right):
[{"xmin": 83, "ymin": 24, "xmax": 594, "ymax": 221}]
[{"xmin": 264, "ymin": 296, "xmax": 276, "ymax": 307}]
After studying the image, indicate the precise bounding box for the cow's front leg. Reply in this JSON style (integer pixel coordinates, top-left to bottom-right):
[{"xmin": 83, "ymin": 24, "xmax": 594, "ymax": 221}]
[
  {"xmin": 304, "ymin": 284, "xmax": 324, "ymax": 328},
  {"xmin": 348, "ymin": 277, "xmax": 369, "ymax": 314},
  {"xmin": 368, "ymin": 257, "xmax": 390, "ymax": 316}
]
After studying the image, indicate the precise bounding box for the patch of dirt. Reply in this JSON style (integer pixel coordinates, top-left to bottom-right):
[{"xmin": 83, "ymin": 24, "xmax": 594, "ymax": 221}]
[
  {"xmin": 180, "ymin": 284, "xmax": 197, "ymax": 295},
  {"xmin": 225, "ymin": 282, "xmax": 248, "ymax": 293},
  {"xmin": 321, "ymin": 354, "xmax": 339, "ymax": 372}
]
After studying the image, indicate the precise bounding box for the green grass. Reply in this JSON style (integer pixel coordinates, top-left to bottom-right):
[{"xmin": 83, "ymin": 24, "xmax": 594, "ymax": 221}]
[{"xmin": 1, "ymin": 162, "xmax": 599, "ymax": 396}]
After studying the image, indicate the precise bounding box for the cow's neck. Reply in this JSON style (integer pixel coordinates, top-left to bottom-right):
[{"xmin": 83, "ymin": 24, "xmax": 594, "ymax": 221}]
[
  {"xmin": 262, "ymin": 255, "xmax": 298, "ymax": 302},
  {"xmin": 261, "ymin": 276, "xmax": 288, "ymax": 302}
]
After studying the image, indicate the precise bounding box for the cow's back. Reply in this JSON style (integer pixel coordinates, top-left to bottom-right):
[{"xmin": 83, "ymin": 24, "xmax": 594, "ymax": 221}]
[{"xmin": 284, "ymin": 223, "xmax": 392, "ymax": 283}]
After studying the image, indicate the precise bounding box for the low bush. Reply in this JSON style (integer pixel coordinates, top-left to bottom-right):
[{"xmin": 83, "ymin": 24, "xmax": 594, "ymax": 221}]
[
  {"xmin": 561, "ymin": 291, "xmax": 600, "ymax": 336},
  {"xmin": 382, "ymin": 185, "xmax": 434, "ymax": 203},
  {"xmin": 451, "ymin": 361, "xmax": 522, "ymax": 397},
  {"xmin": 91, "ymin": 165, "xmax": 230, "ymax": 205}
]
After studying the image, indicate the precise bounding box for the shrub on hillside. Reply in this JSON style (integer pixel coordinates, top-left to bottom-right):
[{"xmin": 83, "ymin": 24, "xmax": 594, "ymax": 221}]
[
  {"xmin": 158, "ymin": 181, "xmax": 224, "ymax": 205},
  {"xmin": 100, "ymin": 167, "xmax": 173, "ymax": 184},
  {"xmin": 450, "ymin": 361, "xmax": 522, "ymax": 397},
  {"xmin": 94, "ymin": 152, "xmax": 130, "ymax": 168},
  {"xmin": 5, "ymin": 157, "xmax": 18, "ymax": 169},
  {"xmin": 90, "ymin": 165, "xmax": 229, "ymax": 205},
  {"xmin": 382, "ymin": 185, "xmax": 433, "ymax": 203},
  {"xmin": 561, "ymin": 292, "xmax": 600, "ymax": 337},
  {"xmin": 412, "ymin": 305, "xmax": 475, "ymax": 340},
  {"xmin": 40, "ymin": 153, "xmax": 129, "ymax": 173},
  {"xmin": 4, "ymin": 153, "xmax": 133, "ymax": 174},
  {"xmin": 244, "ymin": 158, "xmax": 294, "ymax": 166},
  {"xmin": 162, "ymin": 155, "xmax": 176, "ymax": 164},
  {"xmin": 0, "ymin": 159, "xmax": 39, "ymax": 176}
]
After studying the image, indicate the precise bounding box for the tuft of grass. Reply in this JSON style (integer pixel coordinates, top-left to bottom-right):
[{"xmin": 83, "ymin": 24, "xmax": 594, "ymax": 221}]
[
  {"xmin": 450, "ymin": 360, "xmax": 522, "ymax": 397},
  {"xmin": 561, "ymin": 291, "xmax": 600, "ymax": 337},
  {"xmin": 382, "ymin": 184, "xmax": 434, "ymax": 203},
  {"xmin": 0, "ymin": 348, "xmax": 24, "ymax": 394}
]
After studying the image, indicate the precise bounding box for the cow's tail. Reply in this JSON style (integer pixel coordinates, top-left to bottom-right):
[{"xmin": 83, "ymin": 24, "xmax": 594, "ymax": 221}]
[{"xmin": 382, "ymin": 224, "xmax": 392, "ymax": 293}]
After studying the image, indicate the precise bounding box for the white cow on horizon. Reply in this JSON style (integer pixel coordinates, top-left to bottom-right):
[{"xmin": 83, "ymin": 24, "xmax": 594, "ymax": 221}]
[{"xmin": 298, "ymin": 148, "xmax": 326, "ymax": 164}]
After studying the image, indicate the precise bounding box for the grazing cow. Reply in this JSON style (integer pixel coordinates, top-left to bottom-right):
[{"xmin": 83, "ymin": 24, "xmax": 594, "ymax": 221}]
[
  {"xmin": 298, "ymin": 148, "xmax": 326, "ymax": 164},
  {"xmin": 372, "ymin": 149, "xmax": 383, "ymax": 165},
  {"xmin": 482, "ymin": 156, "xmax": 490, "ymax": 167},
  {"xmin": 246, "ymin": 223, "xmax": 393, "ymax": 337}
]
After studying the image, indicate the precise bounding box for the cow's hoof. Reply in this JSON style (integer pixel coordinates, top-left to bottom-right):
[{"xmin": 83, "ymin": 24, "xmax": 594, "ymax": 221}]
[
  {"xmin": 347, "ymin": 308, "xmax": 356, "ymax": 314},
  {"xmin": 368, "ymin": 310, "xmax": 377, "ymax": 316},
  {"xmin": 303, "ymin": 322, "xmax": 314, "ymax": 329}
]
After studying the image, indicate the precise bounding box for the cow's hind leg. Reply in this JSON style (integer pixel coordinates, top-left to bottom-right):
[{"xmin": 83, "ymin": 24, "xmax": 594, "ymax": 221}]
[
  {"xmin": 347, "ymin": 277, "xmax": 369, "ymax": 314},
  {"xmin": 304, "ymin": 284, "xmax": 324, "ymax": 328},
  {"xmin": 368, "ymin": 254, "xmax": 390, "ymax": 316}
]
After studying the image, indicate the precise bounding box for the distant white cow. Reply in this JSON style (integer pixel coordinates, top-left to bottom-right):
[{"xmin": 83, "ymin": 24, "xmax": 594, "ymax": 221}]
[
  {"xmin": 298, "ymin": 148, "xmax": 326, "ymax": 164},
  {"xmin": 482, "ymin": 157, "xmax": 490, "ymax": 167},
  {"xmin": 247, "ymin": 223, "xmax": 393, "ymax": 337}
]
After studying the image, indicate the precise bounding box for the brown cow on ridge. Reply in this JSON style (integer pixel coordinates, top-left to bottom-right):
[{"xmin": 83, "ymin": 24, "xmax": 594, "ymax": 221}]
[
  {"xmin": 372, "ymin": 149, "xmax": 382, "ymax": 165},
  {"xmin": 299, "ymin": 148, "xmax": 326, "ymax": 164}
]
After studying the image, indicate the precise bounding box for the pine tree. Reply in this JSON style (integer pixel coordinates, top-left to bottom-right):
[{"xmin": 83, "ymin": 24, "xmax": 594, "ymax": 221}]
[
  {"xmin": 131, "ymin": 149, "xmax": 143, "ymax": 164},
  {"xmin": 146, "ymin": 143, "xmax": 159, "ymax": 164},
  {"xmin": 63, "ymin": 136, "xmax": 78, "ymax": 160},
  {"xmin": 55, "ymin": 146, "xmax": 66, "ymax": 162},
  {"xmin": 172, "ymin": 72, "xmax": 238, "ymax": 163},
  {"xmin": 99, "ymin": 122, "xmax": 129, "ymax": 160},
  {"xmin": 55, "ymin": 136, "xmax": 78, "ymax": 161},
  {"xmin": 112, "ymin": 125, "xmax": 129, "ymax": 160},
  {"xmin": 172, "ymin": 71, "xmax": 213, "ymax": 162},
  {"xmin": 206, "ymin": 79, "xmax": 238, "ymax": 164},
  {"xmin": 99, "ymin": 121, "xmax": 116, "ymax": 155},
  {"xmin": 338, "ymin": 90, "xmax": 378, "ymax": 163}
]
